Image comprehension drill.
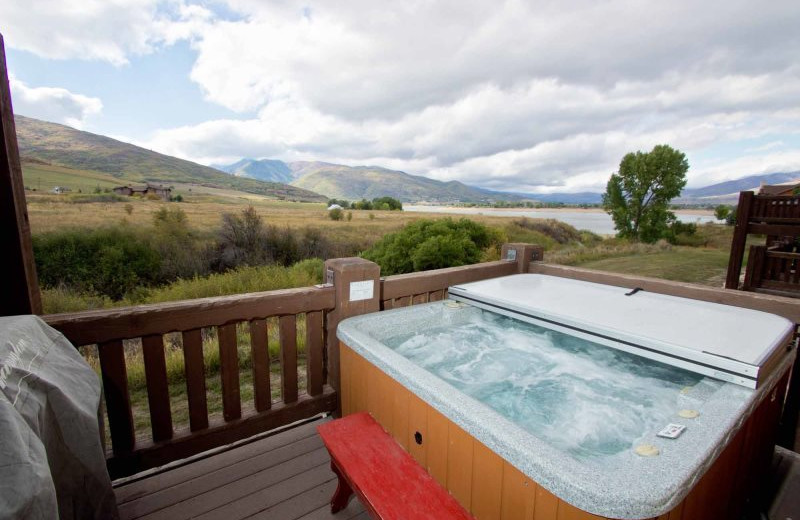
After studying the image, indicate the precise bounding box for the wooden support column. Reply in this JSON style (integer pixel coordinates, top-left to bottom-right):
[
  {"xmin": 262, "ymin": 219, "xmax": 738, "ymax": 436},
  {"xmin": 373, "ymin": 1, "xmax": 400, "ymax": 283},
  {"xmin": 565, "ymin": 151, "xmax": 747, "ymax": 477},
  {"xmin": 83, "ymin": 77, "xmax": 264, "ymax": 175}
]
[
  {"xmin": 324, "ymin": 257, "xmax": 380, "ymax": 416},
  {"xmin": 0, "ymin": 33, "xmax": 41, "ymax": 315},
  {"xmin": 501, "ymin": 243, "xmax": 544, "ymax": 274},
  {"xmin": 725, "ymin": 191, "xmax": 754, "ymax": 290}
]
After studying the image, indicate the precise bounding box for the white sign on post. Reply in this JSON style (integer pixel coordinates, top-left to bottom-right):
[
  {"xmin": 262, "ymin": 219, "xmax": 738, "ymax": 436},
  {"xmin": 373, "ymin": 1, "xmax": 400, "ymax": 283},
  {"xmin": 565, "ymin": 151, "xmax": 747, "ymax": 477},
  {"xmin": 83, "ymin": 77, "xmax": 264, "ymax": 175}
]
[{"xmin": 349, "ymin": 280, "xmax": 374, "ymax": 302}]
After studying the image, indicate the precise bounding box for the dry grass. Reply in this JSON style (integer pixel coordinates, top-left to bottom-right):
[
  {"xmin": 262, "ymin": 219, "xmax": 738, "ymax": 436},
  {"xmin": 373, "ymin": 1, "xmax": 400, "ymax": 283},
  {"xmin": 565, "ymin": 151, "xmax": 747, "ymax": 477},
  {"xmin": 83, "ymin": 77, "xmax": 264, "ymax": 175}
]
[{"xmin": 25, "ymin": 191, "xmax": 528, "ymax": 246}]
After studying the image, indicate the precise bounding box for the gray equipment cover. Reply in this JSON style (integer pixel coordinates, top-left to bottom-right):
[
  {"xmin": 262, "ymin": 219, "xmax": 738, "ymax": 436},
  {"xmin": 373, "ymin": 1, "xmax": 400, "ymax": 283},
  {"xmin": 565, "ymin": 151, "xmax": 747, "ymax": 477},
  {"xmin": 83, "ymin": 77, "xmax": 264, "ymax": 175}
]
[{"xmin": 0, "ymin": 315, "xmax": 118, "ymax": 519}]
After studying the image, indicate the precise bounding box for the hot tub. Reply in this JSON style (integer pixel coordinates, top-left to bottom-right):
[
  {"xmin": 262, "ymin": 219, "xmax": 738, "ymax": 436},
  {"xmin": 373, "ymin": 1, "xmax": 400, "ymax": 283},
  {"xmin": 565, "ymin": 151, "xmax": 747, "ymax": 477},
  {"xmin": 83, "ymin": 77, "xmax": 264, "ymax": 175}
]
[{"xmin": 336, "ymin": 274, "xmax": 796, "ymax": 520}]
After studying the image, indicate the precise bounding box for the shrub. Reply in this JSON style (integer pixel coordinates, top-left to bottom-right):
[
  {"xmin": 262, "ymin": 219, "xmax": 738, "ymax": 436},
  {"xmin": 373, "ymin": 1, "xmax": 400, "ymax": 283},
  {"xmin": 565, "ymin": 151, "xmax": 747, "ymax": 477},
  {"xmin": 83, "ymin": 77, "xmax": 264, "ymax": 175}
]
[
  {"xmin": 329, "ymin": 208, "xmax": 344, "ymax": 221},
  {"xmin": 150, "ymin": 207, "xmax": 209, "ymax": 281},
  {"xmin": 511, "ymin": 218, "xmax": 581, "ymax": 244},
  {"xmin": 371, "ymin": 196, "xmax": 403, "ymax": 210},
  {"xmin": 215, "ymin": 206, "xmax": 272, "ymax": 269},
  {"xmin": 714, "ymin": 205, "xmax": 730, "ymax": 221},
  {"xmin": 33, "ymin": 226, "xmax": 161, "ymax": 300},
  {"xmin": 124, "ymin": 203, "xmax": 134, "ymax": 215},
  {"xmin": 362, "ymin": 218, "xmax": 504, "ymax": 275},
  {"xmin": 726, "ymin": 207, "xmax": 737, "ymax": 226},
  {"xmin": 663, "ymin": 220, "xmax": 701, "ymax": 245}
]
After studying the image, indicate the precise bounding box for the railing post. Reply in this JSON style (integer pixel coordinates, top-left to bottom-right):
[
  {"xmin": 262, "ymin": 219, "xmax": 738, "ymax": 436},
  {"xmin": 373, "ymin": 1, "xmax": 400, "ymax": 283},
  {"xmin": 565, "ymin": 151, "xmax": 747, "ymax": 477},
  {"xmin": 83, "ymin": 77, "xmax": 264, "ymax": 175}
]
[
  {"xmin": 324, "ymin": 257, "xmax": 381, "ymax": 416},
  {"xmin": 726, "ymin": 191, "xmax": 754, "ymax": 289},
  {"xmin": 501, "ymin": 243, "xmax": 544, "ymax": 274}
]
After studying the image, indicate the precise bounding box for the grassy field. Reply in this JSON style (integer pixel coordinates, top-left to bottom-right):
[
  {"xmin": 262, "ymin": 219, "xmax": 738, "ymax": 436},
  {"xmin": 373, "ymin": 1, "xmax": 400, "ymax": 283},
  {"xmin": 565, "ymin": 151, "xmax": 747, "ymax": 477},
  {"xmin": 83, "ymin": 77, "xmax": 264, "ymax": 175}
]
[
  {"xmin": 577, "ymin": 248, "xmax": 731, "ymax": 286},
  {"xmin": 23, "ymin": 161, "xmax": 123, "ymax": 193}
]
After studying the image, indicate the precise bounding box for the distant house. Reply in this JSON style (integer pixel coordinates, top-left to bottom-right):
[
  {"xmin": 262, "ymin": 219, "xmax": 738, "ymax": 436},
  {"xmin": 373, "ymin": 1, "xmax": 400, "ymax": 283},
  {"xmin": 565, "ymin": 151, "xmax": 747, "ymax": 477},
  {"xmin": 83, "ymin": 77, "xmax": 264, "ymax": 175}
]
[
  {"xmin": 327, "ymin": 203, "xmax": 343, "ymax": 210},
  {"xmin": 113, "ymin": 184, "xmax": 172, "ymax": 200},
  {"xmin": 51, "ymin": 186, "xmax": 70, "ymax": 194},
  {"xmin": 758, "ymin": 182, "xmax": 800, "ymax": 196}
]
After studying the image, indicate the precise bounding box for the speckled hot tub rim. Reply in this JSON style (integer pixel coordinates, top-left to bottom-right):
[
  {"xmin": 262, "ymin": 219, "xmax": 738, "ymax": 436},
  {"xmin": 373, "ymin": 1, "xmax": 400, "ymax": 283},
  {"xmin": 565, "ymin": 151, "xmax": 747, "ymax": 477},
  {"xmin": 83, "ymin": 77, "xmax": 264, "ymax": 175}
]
[{"xmin": 337, "ymin": 300, "xmax": 795, "ymax": 519}]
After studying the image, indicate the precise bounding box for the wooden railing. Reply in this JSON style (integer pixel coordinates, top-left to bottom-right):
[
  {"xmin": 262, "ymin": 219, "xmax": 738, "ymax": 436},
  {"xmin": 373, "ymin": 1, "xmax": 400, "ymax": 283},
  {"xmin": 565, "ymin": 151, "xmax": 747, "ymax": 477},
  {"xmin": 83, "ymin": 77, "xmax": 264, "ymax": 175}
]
[
  {"xmin": 750, "ymin": 194, "xmax": 800, "ymax": 223},
  {"xmin": 743, "ymin": 246, "xmax": 800, "ymax": 296},
  {"xmin": 726, "ymin": 191, "xmax": 800, "ymax": 289},
  {"xmin": 45, "ymin": 286, "xmax": 336, "ymax": 479}
]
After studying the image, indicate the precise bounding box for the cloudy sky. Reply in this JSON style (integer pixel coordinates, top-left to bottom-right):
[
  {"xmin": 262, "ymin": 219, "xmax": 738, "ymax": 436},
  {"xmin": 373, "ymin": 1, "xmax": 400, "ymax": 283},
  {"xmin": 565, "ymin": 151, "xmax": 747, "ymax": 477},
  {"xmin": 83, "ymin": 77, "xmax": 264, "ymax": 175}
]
[{"xmin": 2, "ymin": 1, "xmax": 799, "ymax": 194}]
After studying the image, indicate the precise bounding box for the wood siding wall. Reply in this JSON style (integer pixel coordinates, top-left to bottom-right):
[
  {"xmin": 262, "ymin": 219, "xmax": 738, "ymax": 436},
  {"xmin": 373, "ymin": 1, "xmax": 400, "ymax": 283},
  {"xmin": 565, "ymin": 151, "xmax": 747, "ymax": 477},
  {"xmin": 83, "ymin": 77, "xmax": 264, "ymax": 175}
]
[{"xmin": 340, "ymin": 343, "xmax": 789, "ymax": 520}]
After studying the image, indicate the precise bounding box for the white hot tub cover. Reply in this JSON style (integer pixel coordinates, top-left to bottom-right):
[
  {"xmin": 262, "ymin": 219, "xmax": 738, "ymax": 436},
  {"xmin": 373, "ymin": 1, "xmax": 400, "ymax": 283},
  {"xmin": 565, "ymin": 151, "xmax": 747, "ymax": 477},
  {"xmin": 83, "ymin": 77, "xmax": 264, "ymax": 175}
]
[{"xmin": 448, "ymin": 274, "xmax": 795, "ymax": 388}]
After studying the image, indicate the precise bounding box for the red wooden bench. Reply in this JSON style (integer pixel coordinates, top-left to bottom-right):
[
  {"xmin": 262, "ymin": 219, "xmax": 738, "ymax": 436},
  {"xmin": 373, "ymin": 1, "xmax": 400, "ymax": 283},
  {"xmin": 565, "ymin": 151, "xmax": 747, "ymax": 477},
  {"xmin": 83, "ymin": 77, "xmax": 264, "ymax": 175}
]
[{"xmin": 317, "ymin": 412, "xmax": 474, "ymax": 519}]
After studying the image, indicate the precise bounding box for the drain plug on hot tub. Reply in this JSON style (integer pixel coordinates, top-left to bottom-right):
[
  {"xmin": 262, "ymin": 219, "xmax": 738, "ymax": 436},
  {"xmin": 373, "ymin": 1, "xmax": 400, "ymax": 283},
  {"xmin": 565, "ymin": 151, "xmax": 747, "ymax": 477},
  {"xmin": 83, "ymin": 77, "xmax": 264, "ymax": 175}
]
[{"xmin": 414, "ymin": 431, "xmax": 423, "ymax": 445}]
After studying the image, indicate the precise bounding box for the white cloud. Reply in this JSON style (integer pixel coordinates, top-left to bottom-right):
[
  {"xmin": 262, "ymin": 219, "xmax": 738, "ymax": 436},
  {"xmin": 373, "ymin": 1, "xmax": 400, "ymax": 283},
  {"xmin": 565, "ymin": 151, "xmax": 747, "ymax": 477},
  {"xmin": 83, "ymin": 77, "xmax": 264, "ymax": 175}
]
[
  {"xmin": 9, "ymin": 76, "xmax": 102, "ymax": 129},
  {"xmin": 6, "ymin": 0, "xmax": 800, "ymax": 192},
  {"xmin": 0, "ymin": 0, "xmax": 212, "ymax": 65}
]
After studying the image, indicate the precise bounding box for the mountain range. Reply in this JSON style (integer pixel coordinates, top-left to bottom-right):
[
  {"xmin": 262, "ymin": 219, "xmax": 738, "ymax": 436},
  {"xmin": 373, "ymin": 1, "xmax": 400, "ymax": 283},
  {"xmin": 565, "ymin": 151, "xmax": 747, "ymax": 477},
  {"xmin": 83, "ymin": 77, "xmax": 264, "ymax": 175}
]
[
  {"xmin": 14, "ymin": 115, "xmax": 799, "ymax": 205},
  {"xmin": 217, "ymin": 157, "xmax": 800, "ymax": 205},
  {"xmin": 215, "ymin": 159, "xmax": 511, "ymax": 203},
  {"xmin": 14, "ymin": 116, "xmax": 326, "ymax": 202}
]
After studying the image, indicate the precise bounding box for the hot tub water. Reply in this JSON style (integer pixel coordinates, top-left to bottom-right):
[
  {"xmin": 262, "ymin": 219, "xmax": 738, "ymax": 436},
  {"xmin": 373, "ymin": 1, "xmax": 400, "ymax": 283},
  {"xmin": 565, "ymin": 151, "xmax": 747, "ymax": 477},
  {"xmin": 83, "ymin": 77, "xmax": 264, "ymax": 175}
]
[{"xmin": 387, "ymin": 309, "xmax": 707, "ymax": 460}]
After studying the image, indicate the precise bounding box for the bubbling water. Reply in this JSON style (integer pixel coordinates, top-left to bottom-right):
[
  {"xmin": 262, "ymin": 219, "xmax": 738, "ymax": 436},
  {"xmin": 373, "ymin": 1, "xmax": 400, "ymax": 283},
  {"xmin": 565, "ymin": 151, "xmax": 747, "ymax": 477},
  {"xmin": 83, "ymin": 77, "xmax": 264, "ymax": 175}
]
[{"xmin": 387, "ymin": 310, "xmax": 703, "ymax": 460}]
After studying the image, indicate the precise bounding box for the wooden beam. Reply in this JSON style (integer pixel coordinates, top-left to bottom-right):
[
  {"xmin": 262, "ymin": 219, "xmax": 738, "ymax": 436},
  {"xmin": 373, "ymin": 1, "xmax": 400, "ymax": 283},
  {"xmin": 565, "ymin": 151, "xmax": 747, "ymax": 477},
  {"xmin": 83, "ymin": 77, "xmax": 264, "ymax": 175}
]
[
  {"xmin": 324, "ymin": 257, "xmax": 381, "ymax": 416},
  {"xmin": 44, "ymin": 285, "xmax": 335, "ymax": 346},
  {"xmin": 725, "ymin": 191, "xmax": 753, "ymax": 289},
  {"xmin": 0, "ymin": 33, "xmax": 41, "ymax": 315},
  {"xmin": 747, "ymin": 223, "xmax": 800, "ymax": 237}
]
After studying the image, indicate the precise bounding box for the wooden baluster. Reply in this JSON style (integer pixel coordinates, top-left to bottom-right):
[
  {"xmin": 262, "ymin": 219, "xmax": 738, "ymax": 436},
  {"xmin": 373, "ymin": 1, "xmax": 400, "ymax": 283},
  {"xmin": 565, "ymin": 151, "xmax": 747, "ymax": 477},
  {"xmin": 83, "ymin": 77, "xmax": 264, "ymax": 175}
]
[
  {"xmin": 726, "ymin": 191, "xmax": 754, "ymax": 289},
  {"xmin": 280, "ymin": 315, "xmax": 298, "ymax": 403},
  {"xmin": 182, "ymin": 329, "xmax": 208, "ymax": 431},
  {"xmin": 217, "ymin": 324, "xmax": 241, "ymax": 421},
  {"xmin": 98, "ymin": 339, "xmax": 135, "ymax": 455},
  {"xmin": 250, "ymin": 319, "xmax": 271, "ymax": 412},
  {"xmin": 141, "ymin": 335, "xmax": 173, "ymax": 442},
  {"xmin": 306, "ymin": 311, "xmax": 324, "ymax": 396}
]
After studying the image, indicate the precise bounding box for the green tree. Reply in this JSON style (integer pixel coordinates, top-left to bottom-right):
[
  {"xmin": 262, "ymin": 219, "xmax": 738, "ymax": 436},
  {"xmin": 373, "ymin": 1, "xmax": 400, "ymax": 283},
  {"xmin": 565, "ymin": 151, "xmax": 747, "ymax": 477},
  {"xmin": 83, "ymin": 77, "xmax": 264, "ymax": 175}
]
[
  {"xmin": 362, "ymin": 218, "xmax": 503, "ymax": 275},
  {"xmin": 714, "ymin": 205, "xmax": 730, "ymax": 221},
  {"xmin": 371, "ymin": 196, "xmax": 403, "ymax": 211},
  {"xmin": 329, "ymin": 208, "xmax": 344, "ymax": 221},
  {"xmin": 602, "ymin": 144, "xmax": 689, "ymax": 242}
]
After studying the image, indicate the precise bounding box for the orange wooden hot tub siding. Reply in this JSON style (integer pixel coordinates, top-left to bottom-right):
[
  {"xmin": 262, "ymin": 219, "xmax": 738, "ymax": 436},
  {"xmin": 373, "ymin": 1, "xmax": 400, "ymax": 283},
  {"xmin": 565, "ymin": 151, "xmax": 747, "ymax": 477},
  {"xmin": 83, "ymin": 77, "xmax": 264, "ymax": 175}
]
[{"xmin": 339, "ymin": 342, "xmax": 789, "ymax": 520}]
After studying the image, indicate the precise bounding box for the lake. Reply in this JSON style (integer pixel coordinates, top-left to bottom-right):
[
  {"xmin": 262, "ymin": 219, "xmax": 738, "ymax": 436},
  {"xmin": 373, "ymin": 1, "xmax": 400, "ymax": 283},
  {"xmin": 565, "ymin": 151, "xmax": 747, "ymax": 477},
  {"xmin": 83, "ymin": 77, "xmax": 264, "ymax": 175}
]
[{"xmin": 403, "ymin": 206, "xmax": 719, "ymax": 235}]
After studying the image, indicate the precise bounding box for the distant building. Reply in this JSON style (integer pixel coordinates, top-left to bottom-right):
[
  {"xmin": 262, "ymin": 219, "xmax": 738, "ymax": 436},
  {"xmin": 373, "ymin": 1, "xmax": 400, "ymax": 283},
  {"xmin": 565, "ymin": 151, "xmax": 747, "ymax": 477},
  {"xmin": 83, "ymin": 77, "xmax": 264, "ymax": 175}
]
[
  {"xmin": 51, "ymin": 186, "xmax": 69, "ymax": 194},
  {"xmin": 327, "ymin": 203, "xmax": 343, "ymax": 210},
  {"xmin": 758, "ymin": 181, "xmax": 800, "ymax": 196},
  {"xmin": 113, "ymin": 184, "xmax": 172, "ymax": 200}
]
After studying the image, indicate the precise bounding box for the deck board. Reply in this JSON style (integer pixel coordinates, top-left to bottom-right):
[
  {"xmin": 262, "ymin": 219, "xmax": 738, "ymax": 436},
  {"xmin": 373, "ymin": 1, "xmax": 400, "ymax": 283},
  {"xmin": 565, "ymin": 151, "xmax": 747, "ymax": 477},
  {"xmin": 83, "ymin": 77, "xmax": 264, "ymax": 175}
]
[{"xmin": 115, "ymin": 417, "xmax": 364, "ymax": 520}]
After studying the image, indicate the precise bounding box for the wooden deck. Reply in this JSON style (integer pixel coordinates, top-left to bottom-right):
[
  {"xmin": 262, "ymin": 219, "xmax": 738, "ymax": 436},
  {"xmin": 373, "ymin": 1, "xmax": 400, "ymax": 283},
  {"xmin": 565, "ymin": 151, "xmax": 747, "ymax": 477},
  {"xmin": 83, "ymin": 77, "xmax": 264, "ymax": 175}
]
[
  {"xmin": 114, "ymin": 413, "xmax": 800, "ymax": 520},
  {"xmin": 114, "ymin": 416, "xmax": 366, "ymax": 520}
]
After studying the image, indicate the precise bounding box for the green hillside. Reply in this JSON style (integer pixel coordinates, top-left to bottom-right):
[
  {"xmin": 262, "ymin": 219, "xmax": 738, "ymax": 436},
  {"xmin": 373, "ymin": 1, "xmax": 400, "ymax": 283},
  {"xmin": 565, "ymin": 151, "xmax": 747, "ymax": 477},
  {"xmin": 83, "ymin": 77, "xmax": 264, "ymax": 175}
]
[
  {"xmin": 14, "ymin": 115, "xmax": 326, "ymax": 202},
  {"xmin": 288, "ymin": 161, "xmax": 510, "ymax": 202}
]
